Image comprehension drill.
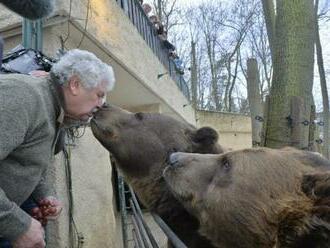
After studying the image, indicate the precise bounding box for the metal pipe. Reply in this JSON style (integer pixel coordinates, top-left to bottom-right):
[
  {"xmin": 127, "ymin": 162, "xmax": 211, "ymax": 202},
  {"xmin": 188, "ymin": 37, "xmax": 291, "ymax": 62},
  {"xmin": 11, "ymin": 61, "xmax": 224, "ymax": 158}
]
[
  {"xmin": 130, "ymin": 199, "xmax": 150, "ymax": 248},
  {"xmin": 151, "ymin": 214, "xmax": 187, "ymax": 248},
  {"xmin": 129, "ymin": 186, "xmax": 160, "ymax": 248},
  {"xmin": 118, "ymin": 176, "xmax": 129, "ymax": 248},
  {"xmin": 131, "ymin": 217, "xmax": 145, "ymax": 248}
]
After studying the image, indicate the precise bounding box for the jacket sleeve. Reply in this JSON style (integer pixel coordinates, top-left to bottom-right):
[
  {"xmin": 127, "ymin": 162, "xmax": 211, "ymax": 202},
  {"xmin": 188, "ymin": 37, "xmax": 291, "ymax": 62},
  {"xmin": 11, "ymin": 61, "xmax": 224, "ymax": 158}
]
[
  {"xmin": 0, "ymin": 190, "xmax": 32, "ymax": 241},
  {"xmin": 31, "ymin": 167, "xmax": 54, "ymax": 201},
  {"xmin": 0, "ymin": 83, "xmax": 33, "ymax": 240}
]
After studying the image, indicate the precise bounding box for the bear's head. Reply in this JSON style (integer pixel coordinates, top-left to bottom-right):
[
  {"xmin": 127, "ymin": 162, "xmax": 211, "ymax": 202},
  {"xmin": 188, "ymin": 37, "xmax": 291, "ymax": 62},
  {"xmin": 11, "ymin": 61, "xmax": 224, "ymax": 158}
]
[
  {"xmin": 91, "ymin": 104, "xmax": 223, "ymax": 248},
  {"xmin": 91, "ymin": 104, "xmax": 223, "ymax": 178},
  {"xmin": 164, "ymin": 148, "xmax": 330, "ymax": 248}
]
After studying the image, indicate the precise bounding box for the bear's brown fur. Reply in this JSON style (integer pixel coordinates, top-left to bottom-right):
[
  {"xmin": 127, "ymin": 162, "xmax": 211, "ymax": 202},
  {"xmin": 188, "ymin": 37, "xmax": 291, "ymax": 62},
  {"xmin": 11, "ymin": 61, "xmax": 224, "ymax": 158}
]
[
  {"xmin": 164, "ymin": 147, "xmax": 330, "ymax": 248},
  {"xmin": 91, "ymin": 104, "xmax": 224, "ymax": 247}
]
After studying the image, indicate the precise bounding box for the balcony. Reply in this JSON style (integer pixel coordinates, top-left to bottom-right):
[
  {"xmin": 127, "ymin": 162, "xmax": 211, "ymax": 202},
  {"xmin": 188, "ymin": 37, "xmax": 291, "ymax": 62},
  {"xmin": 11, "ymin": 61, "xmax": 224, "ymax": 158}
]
[{"xmin": 115, "ymin": 0, "xmax": 190, "ymax": 101}]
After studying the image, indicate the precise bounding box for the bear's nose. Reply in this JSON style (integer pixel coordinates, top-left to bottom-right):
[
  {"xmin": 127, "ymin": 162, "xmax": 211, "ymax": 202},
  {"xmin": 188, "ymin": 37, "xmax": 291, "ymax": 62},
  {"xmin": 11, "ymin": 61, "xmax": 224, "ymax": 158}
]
[
  {"xmin": 169, "ymin": 153, "xmax": 181, "ymax": 167},
  {"xmin": 102, "ymin": 103, "xmax": 109, "ymax": 109}
]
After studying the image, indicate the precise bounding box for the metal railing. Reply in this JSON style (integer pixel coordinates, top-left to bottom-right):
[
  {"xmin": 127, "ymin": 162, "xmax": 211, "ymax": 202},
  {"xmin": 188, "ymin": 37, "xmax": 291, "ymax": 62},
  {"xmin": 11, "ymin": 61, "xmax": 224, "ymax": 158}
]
[
  {"xmin": 117, "ymin": 174, "xmax": 187, "ymax": 248},
  {"xmin": 115, "ymin": 0, "xmax": 190, "ymax": 101}
]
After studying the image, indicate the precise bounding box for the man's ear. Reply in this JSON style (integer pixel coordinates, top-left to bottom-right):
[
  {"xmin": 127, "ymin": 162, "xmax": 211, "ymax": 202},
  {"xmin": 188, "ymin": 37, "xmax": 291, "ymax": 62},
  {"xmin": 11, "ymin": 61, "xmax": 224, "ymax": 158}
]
[
  {"xmin": 68, "ymin": 76, "xmax": 81, "ymax": 96},
  {"xmin": 192, "ymin": 127, "xmax": 218, "ymax": 145}
]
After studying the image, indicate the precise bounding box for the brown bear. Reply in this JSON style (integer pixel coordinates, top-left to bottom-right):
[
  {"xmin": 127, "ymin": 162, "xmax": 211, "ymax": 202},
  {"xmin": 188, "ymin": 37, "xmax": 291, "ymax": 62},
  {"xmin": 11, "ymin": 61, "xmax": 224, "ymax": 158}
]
[
  {"xmin": 164, "ymin": 147, "xmax": 330, "ymax": 248},
  {"xmin": 91, "ymin": 104, "xmax": 224, "ymax": 248}
]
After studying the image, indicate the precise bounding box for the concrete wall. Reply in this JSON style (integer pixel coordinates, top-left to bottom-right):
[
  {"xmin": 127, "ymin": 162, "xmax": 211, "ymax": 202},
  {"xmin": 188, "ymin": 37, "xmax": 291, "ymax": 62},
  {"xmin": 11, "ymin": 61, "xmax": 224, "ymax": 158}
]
[
  {"xmin": 196, "ymin": 110, "xmax": 252, "ymax": 150},
  {"xmin": 55, "ymin": 0, "xmax": 195, "ymax": 121},
  {"xmin": 47, "ymin": 129, "xmax": 119, "ymax": 248}
]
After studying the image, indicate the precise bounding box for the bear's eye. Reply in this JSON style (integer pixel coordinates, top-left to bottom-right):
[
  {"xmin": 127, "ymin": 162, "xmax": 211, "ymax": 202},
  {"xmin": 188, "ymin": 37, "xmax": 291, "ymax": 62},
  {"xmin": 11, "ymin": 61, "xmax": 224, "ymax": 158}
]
[
  {"xmin": 135, "ymin": 112, "xmax": 144, "ymax": 120},
  {"xmin": 222, "ymin": 158, "xmax": 231, "ymax": 172}
]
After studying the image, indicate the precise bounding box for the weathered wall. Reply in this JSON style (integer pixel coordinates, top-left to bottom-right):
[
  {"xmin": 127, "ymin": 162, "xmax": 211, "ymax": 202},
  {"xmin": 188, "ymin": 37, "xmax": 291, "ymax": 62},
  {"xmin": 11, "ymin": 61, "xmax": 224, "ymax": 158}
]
[
  {"xmin": 57, "ymin": 0, "xmax": 195, "ymax": 124},
  {"xmin": 196, "ymin": 110, "xmax": 252, "ymax": 150},
  {"xmin": 67, "ymin": 128, "xmax": 117, "ymax": 247},
  {"xmin": 46, "ymin": 128, "xmax": 119, "ymax": 248}
]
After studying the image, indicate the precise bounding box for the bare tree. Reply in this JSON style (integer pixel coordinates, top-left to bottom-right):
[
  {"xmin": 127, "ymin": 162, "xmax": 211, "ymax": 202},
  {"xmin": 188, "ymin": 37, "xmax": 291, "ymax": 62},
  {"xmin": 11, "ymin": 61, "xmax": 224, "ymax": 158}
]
[
  {"xmin": 195, "ymin": 2, "xmax": 227, "ymax": 111},
  {"xmin": 315, "ymin": 0, "xmax": 329, "ymax": 158},
  {"xmin": 166, "ymin": 0, "xmax": 273, "ymax": 114},
  {"xmin": 261, "ymin": 0, "xmax": 275, "ymax": 61},
  {"xmin": 246, "ymin": 3, "xmax": 272, "ymax": 100},
  {"xmin": 190, "ymin": 40, "xmax": 198, "ymax": 109},
  {"xmin": 151, "ymin": 0, "xmax": 181, "ymax": 33},
  {"xmin": 221, "ymin": 0, "xmax": 256, "ymax": 112}
]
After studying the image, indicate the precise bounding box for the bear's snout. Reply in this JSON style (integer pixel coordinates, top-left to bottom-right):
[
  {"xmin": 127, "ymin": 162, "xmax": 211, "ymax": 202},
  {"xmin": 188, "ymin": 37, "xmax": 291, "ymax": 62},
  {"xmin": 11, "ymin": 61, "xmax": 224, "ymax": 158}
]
[{"xmin": 169, "ymin": 152, "xmax": 183, "ymax": 168}]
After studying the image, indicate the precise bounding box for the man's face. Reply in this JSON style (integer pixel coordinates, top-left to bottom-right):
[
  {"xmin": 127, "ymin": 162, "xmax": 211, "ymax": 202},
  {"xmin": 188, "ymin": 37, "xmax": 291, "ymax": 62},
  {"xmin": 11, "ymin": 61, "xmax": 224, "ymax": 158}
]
[{"xmin": 65, "ymin": 77, "xmax": 107, "ymax": 121}]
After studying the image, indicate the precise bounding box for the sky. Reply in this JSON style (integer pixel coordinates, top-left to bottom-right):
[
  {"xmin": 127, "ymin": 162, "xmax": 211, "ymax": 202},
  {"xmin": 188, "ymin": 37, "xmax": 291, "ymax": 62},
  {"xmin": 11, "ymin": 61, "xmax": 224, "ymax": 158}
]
[{"xmin": 313, "ymin": 19, "xmax": 330, "ymax": 112}]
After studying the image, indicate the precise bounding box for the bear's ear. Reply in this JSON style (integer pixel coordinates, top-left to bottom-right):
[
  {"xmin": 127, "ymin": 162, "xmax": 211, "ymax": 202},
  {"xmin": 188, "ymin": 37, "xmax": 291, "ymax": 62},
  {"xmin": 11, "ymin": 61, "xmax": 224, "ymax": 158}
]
[
  {"xmin": 302, "ymin": 172, "xmax": 330, "ymax": 198},
  {"xmin": 192, "ymin": 127, "xmax": 218, "ymax": 145},
  {"xmin": 134, "ymin": 112, "xmax": 144, "ymax": 120}
]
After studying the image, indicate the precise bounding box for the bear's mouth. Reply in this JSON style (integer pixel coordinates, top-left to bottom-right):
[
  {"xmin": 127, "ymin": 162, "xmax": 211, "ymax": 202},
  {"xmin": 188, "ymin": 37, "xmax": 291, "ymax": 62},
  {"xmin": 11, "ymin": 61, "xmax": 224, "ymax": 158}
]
[
  {"xmin": 163, "ymin": 169, "xmax": 195, "ymax": 203},
  {"xmin": 91, "ymin": 118, "xmax": 105, "ymax": 131},
  {"xmin": 90, "ymin": 119, "xmax": 102, "ymax": 132}
]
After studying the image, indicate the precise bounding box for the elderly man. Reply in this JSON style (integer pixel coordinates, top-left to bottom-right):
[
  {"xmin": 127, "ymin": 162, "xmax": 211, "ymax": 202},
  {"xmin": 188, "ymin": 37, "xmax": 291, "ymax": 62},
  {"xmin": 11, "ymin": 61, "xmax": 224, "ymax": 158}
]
[{"xmin": 0, "ymin": 49, "xmax": 115, "ymax": 248}]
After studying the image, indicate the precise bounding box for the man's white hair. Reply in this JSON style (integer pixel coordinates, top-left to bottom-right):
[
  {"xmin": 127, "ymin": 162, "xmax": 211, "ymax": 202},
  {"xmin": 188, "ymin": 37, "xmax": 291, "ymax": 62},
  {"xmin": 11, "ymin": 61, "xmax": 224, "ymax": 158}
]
[{"xmin": 51, "ymin": 49, "xmax": 115, "ymax": 91}]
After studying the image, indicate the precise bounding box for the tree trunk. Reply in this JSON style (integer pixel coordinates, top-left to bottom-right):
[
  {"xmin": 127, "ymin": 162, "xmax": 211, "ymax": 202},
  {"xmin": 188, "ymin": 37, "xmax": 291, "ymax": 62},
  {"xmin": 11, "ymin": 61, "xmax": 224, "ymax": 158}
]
[
  {"xmin": 191, "ymin": 40, "xmax": 198, "ymax": 109},
  {"xmin": 247, "ymin": 58, "xmax": 263, "ymax": 147},
  {"xmin": 228, "ymin": 50, "xmax": 240, "ymax": 112},
  {"xmin": 315, "ymin": 0, "xmax": 329, "ymax": 158},
  {"xmin": 261, "ymin": 0, "xmax": 275, "ymax": 60},
  {"xmin": 264, "ymin": 0, "xmax": 315, "ymax": 149},
  {"xmin": 157, "ymin": 0, "xmax": 162, "ymax": 22},
  {"xmin": 206, "ymin": 38, "xmax": 221, "ymax": 110}
]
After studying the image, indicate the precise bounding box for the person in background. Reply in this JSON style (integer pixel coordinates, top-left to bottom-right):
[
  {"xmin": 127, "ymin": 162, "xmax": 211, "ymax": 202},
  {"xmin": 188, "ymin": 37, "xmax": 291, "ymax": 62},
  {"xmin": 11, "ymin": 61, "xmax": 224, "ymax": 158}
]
[
  {"xmin": 0, "ymin": 49, "xmax": 115, "ymax": 248},
  {"xmin": 142, "ymin": 3, "xmax": 152, "ymax": 16},
  {"xmin": 149, "ymin": 15, "xmax": 164, "ymax": 35},
  {"xmin": 169, "ymin": 50, "xmax": 184, "ymax": 74}
]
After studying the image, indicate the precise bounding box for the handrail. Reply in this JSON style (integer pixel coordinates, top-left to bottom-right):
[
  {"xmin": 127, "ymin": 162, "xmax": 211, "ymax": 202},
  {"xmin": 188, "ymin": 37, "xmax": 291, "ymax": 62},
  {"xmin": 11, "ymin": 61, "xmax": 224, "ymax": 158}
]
[
  {"xmin": 129, "ymin": 185, "xmax": 160, "ymax": 248},
  {"xmin": 151, "ymin": 214, "xmax": 187, "ymax": 248},
  {"xmin": 117, "ymin": 173, "xmax": 188, "ymax": 248}
]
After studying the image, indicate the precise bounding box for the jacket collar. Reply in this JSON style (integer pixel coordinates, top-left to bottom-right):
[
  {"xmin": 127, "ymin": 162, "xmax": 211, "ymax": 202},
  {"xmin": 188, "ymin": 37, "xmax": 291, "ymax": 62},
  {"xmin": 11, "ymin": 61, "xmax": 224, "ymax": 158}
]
[{"xmin": 48, "ymin": 76, "xmax": 65, "ymax": 126}]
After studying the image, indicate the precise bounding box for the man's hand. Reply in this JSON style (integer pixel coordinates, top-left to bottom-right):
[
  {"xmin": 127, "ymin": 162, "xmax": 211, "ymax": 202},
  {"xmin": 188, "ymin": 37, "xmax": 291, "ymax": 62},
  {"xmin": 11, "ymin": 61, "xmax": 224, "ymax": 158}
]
[
  {"xmin": 38, "ymin": 196, "xmax": 62, "ymax": 220},
  {"xmin": 29, "ymin": 70, "xmax": 49, "ymax": 77},
  {"xmin": 30, "ymin": 206, "xmax": 47, "ymax": 226},
  {"xmin": 12, "ymin": 218, "xmax": 45, "ymax": 248}
]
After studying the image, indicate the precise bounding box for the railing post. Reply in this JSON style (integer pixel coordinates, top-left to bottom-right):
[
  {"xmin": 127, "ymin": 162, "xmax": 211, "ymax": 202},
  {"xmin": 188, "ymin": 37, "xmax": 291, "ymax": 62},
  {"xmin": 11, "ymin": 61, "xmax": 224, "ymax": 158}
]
[
  {"xmin": 118, "ymin": 175, "xmax": 129, "ymax": 248},
  {"xmin": 122, "ymin": 0, "xmax": 129, "ymax": 15},
  {"xmin": 22, "ymin": 18, "xmax": 43, "ymax": 51}
]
